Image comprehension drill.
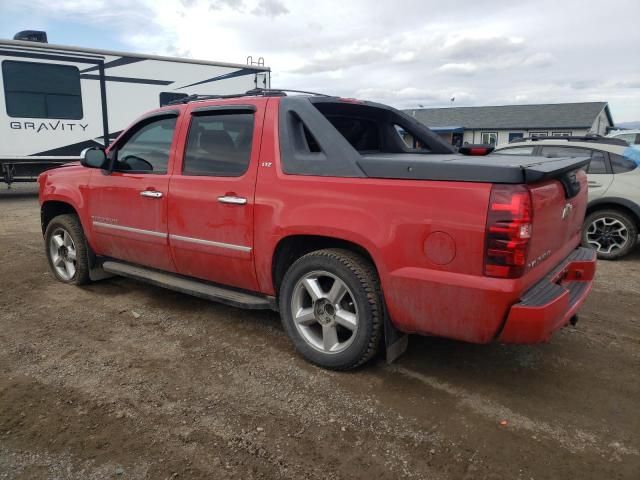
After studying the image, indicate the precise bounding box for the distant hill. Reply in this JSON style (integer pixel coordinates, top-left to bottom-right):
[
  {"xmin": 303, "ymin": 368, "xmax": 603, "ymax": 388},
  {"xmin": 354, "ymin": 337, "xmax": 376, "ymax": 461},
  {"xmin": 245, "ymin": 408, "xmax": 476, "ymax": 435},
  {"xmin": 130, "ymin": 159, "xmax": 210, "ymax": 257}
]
[{"xmin": 615, "ymin": 121, "xmax": 640, "ymax": 129}]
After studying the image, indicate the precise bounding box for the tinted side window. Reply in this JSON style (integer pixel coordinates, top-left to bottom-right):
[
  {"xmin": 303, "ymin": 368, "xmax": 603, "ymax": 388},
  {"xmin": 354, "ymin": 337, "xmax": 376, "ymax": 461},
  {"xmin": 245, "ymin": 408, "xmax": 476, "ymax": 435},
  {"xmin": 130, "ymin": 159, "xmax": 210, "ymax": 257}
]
[
  {"xmin": 183, "ymin": 112, "xmax": 254, "ymax": 176},
  {"xmin": 114, "ymin": 117, "xmax": 177, "ymax": 174},
  {"xmin": 540, "ymin": 146, "xmax": 591, "ymax": 158},
  {"xmin": 609, "ymin": 152, "xmax": 638, "ymax": 174},
  {"xmin": 2, "ymin": 61, "xmax": 83, "ymax": 119},
  {"xmin": 494, "ymin": 146, "xmax": 535, "ymax": 155},
  {"xmin": 587, "ymin": 151, "xmax": 608, "ymax": 174}
]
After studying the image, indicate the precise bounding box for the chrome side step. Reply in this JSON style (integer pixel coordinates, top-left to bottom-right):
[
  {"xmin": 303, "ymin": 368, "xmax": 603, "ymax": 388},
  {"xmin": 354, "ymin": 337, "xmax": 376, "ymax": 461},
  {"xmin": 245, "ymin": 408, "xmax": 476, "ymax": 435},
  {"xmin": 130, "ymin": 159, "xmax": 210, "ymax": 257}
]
[{"xmin": 102, "ymin": 261, "xmax": 274, "ymax": 310}]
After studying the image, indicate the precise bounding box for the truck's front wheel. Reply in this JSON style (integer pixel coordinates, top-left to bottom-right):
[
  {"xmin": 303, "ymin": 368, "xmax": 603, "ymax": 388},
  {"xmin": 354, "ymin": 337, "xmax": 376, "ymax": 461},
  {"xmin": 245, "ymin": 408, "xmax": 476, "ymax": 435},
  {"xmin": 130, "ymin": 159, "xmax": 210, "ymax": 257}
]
[
  {"xmin": 45, "ymin": 214, "xmax": 91, "ymax": 285},
  {"xmin": 279, "ymin": 249, "xmax": 382, "ymax": 370}
]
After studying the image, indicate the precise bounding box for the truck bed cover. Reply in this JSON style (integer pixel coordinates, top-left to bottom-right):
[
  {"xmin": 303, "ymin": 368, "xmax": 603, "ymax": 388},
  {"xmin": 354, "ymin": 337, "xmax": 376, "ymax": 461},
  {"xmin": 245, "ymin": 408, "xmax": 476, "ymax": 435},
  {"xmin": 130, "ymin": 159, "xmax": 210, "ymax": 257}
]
[{"xmin": 357, "ymin": 153, "xmax": 590, "ymax": 185}]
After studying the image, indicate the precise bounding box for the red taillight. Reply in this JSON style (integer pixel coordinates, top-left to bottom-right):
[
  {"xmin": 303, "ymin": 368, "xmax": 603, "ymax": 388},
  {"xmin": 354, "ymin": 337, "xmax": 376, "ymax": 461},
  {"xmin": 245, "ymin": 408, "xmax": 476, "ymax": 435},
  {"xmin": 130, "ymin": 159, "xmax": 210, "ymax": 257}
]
[
  {"xmin": 484, "ymin": 185, "xmax": 532, "ymax": 278},
  {"xmin": 468, "ymin": 147, "xmax": 490, "ymax": 155}
]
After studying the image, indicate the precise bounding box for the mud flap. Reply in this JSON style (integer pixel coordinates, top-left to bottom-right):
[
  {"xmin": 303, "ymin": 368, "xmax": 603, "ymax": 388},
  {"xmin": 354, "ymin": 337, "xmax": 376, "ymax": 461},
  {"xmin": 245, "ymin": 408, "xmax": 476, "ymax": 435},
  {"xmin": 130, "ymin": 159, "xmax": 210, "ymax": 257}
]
[
  {"xmin": 89, "ymin": 264, "xmax": 113, "ymax": 281},
  {"xmin": 86, "ymin": 242, "xmax": 113, "ymax": 281},
  {"xmin": 384, "ymin": 309, "xmax": 408, "ymax": 364}
]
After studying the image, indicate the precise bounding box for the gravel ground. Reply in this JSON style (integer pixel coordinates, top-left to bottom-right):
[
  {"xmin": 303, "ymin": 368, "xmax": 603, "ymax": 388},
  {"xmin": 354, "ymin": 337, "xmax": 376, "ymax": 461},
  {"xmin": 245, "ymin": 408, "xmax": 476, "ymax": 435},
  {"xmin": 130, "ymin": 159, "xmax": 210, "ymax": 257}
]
[{"xmin": 1, "ymin": 184, "xmax": 639, "ymax": 480}]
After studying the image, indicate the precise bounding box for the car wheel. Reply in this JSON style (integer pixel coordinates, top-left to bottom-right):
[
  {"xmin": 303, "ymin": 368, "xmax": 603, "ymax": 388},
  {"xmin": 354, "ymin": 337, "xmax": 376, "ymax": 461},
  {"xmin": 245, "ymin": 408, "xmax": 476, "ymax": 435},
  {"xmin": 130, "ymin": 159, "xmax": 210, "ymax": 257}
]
[
  {"xmin": 45, "ymin": 214, "xmax": 91, "ymax": 285},
  {"xmin": 279, "ymin": 248, "xmax": 383, "ymax": 370},
  {"xmin": 583, "ymin": 209, "xmax": 638, "ymax": 260}
]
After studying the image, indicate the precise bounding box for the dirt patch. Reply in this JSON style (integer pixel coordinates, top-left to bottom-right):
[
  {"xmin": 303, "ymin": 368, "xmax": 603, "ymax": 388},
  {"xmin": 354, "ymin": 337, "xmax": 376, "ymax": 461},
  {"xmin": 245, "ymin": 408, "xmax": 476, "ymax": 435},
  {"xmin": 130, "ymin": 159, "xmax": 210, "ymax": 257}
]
[{"xmin": 1, "ymin": 184, "xmax": 639, "ymax": 479}]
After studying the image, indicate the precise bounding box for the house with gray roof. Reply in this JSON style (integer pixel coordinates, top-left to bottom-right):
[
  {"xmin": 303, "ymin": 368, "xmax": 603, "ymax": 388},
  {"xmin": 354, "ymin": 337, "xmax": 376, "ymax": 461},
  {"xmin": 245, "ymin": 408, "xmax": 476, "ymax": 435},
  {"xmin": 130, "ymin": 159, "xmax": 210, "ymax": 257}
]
[{"xmin": 404, "ymin": 102, "xmax": 614, "ymax": 147}]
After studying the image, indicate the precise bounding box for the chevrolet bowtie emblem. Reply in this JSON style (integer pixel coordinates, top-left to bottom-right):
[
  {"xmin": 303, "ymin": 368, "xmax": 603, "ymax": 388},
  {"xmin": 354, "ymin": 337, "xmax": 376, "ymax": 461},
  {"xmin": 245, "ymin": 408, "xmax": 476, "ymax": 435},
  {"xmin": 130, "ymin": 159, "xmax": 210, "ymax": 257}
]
[{"xmin": 562, "ymin": 203, "xmax": 574, "ymax": 220}]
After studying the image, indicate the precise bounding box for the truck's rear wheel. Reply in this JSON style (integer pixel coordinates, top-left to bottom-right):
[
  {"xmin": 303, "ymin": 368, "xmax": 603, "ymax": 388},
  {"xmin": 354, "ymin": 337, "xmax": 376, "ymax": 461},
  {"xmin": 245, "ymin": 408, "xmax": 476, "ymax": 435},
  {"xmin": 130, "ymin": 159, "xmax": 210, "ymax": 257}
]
[
  {"xmin": 583, "ymin": 209, "xmax": 637, "ymax": 260},
  {"xmin": 45, "ymin": 214, "xmax": 91, "ymax": 285},
  {"xmin": 279, "ymin": 249, "xmax": 382, "ymax": 370}
]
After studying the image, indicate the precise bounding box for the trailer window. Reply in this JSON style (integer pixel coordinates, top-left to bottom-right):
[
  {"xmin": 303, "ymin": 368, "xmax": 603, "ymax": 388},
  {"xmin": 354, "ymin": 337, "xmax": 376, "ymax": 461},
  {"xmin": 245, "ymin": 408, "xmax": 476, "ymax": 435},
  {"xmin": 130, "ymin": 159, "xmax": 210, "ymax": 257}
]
[
  {"xmin": 160, "ymin": 92, "xmax": 188, "ymax": 107},
  {"xmin": 2, "ymin": 61, "xmax": 83, "ymax": 119},
  {"xmin": 183, "ymin": 112, "xmax": 254, "ymax": 177}
]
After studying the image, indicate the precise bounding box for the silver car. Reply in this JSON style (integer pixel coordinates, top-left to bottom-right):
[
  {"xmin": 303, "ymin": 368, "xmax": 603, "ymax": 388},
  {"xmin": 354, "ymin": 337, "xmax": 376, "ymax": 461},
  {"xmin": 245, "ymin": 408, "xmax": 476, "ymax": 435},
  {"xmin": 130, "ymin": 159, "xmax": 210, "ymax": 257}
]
[
  {"xmin": 608, "ymin": 129, "xmax": 640, "ymax": 145},
  {"xmin": 494, "ymin": 136, "xmax": 640, "ymax": 259}
]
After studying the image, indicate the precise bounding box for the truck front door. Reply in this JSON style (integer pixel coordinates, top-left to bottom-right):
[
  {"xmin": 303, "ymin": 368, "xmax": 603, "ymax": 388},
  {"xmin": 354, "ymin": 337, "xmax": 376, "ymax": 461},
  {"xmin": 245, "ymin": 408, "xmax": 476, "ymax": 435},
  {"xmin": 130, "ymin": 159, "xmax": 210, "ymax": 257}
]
[
  {"xmin": 167, "ymin": 101, "xmax": 265, "ymax": 292},
  {"xmin": 87, "ymin": 111, "xmax": 180, "ymax": 272}
]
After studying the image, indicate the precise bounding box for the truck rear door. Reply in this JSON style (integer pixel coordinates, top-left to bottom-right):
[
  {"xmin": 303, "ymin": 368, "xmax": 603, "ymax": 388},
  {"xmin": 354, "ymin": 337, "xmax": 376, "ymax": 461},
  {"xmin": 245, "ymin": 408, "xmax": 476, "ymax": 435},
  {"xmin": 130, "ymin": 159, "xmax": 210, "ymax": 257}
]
[{"xmin": 166, "ymin": 100, "xmax": 266, "ymax": 292}]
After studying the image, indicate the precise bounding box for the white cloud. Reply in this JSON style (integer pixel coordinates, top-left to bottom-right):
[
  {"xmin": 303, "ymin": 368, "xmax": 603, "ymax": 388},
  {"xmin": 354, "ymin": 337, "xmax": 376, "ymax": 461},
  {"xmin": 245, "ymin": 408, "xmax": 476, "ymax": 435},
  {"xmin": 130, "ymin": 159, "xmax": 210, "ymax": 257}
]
[
  {"xmin": 523, "ymin": 52, "xmax": 554, "ymax": 67},
  {"xmin": 438, "ymin": 62, "xmax": 478, "ymax": 75},
  {"xmin": 291, "ymin": 43, "xmax": 389, "ymax": 73},
  {"xmin": 3, "ymin": 0, "xmax": 639, "ymax": 121},
  {"xmin": 251, "ymin": 0, "xmax": 288, "ymax": 17}
]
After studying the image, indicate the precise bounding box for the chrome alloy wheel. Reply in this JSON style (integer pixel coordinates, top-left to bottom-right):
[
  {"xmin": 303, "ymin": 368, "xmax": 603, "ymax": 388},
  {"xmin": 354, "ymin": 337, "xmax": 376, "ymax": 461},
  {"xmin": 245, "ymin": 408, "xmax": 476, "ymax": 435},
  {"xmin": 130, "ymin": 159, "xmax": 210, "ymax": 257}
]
[
  {"xmin": 48, "ymin": 228, "xmax": 77, "ymax": 281},
  {"xmin": 586, "ymin": 217, "xmax": 629, "ymax": 255},
  {"xmin": 290, "ymin": 270, "xmax": 359, "ymax": 354}
]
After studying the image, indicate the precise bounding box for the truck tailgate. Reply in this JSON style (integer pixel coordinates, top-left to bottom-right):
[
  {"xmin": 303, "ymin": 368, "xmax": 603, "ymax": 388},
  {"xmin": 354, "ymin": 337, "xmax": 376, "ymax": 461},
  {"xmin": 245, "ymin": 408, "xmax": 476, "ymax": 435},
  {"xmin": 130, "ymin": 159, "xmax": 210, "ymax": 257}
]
[{"xmin": 524, "ymin": 170, "xmax": 588, "ymax": 286}]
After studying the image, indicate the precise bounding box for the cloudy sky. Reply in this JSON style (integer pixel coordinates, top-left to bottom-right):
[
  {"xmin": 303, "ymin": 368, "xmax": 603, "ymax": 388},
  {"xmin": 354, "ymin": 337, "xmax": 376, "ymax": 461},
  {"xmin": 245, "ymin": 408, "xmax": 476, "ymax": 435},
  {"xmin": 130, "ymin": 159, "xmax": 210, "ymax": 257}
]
[{"xmin": 1, "ymin": 0, "xmax": 639, "ymax": 122}]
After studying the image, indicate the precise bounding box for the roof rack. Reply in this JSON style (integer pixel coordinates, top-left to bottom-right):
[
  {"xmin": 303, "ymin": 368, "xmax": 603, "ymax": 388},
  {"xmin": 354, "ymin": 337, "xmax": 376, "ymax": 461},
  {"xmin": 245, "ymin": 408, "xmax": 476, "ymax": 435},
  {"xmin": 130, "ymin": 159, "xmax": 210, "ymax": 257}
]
[
  {"xmin": 510, "ymin": 134, "xmax": 628, "ymax": 146},
  {"xmin": 167, "ymin": 88, "xmax": 330, "ymax": 105}
]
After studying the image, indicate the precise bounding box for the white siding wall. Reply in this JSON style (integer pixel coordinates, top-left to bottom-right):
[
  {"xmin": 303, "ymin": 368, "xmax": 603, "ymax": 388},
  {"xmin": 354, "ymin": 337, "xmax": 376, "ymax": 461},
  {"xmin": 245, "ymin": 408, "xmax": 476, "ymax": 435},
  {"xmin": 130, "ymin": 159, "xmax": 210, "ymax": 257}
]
[
  {"xmin": 463, "ymin": 128, "xmax": 590, "ymax": 146},
  {"xmin": 590, "ymin": 109, "xmax": 612, "ymax": 134}
]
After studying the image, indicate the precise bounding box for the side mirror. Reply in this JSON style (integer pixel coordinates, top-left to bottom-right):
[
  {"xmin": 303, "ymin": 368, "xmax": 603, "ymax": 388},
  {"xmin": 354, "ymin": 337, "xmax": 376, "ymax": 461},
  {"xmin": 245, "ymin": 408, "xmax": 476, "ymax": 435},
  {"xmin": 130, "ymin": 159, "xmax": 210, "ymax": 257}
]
[{"xmin": 80, "ymin": 147, "xmax": 108, "ymax": 169}]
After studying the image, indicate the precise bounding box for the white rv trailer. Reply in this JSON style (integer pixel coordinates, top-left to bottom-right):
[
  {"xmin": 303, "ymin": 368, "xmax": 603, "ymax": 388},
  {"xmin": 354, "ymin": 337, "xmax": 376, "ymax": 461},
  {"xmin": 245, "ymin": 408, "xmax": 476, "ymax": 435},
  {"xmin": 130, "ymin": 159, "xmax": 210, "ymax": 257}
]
[{"xmin": 0, "ymin": 36, "xmax": 270, "ymax": 184}]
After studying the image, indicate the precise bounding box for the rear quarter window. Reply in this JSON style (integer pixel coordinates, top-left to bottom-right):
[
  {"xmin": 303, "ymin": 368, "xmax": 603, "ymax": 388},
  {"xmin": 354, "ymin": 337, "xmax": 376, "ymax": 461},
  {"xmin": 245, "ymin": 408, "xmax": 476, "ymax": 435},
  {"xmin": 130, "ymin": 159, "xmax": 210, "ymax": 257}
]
[
  {"xmin": 610, "ymin": 151, "xmax": 638, "ymax": 174},
  {"xmin": 587, "ymin": 151, "xmax": 608, "ymax": 174}
]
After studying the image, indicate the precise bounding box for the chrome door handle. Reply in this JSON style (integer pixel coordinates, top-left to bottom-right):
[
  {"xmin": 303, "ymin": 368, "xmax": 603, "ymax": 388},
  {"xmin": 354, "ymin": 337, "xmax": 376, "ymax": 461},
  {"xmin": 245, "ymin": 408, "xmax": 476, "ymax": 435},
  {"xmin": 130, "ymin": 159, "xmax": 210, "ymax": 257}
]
[
  {"xmin": 218, "ymin": 195, "xmax": 247, "ymax": 205},
  {"xmin": 140, "ymin": 190, "xmax": 163, "ymax": 198}
]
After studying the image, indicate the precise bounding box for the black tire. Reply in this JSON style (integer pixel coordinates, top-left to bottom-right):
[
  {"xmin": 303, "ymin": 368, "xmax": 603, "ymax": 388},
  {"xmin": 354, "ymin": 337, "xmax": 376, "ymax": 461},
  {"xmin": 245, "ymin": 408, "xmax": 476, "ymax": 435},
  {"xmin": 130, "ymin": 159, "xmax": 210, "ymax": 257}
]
[
  {"xmin": 279, "ymin": 248, "xmax": 383, "ymax": 370},
  {"xmin": 44, "ymin": 214, "xmax": 91, "ymax": 285},
  {"xmin": 582, "ymin": 209, "xmax": 638, "ymax": 260}
]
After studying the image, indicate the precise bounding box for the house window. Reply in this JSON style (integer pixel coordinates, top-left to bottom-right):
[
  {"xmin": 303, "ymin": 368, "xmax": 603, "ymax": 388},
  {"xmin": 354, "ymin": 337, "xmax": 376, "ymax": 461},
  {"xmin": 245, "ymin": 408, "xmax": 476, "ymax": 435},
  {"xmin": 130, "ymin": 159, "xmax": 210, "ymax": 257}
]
[
  {"xmin": 552, "ymin": 132, "xmax": 571, "ymax": 137},
  {"xmin": 508, "ymin": 132, "xmax": 524, "ymax": 143},
  {"xmin": 2, "ymin": 60, "xmax": 83, "ymax": 119},
  {"xmin": 480, "ymin": 132, "xmax": 497, "ymax": 145},
  {"xmin": 529, "ymin": 132, "xmax": 548, "ymax": 138}
]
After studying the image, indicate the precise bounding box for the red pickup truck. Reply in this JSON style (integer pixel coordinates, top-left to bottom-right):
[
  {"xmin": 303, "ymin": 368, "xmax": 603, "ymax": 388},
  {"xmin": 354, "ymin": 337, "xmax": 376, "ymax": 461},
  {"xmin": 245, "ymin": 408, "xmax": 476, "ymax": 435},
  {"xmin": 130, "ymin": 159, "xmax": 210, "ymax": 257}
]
[{"xmin": 39, "ymin": 90, "xmax": 596, "ymax": 369}]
